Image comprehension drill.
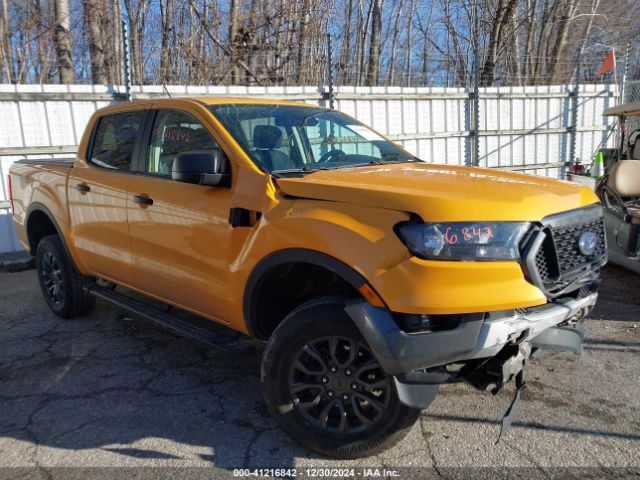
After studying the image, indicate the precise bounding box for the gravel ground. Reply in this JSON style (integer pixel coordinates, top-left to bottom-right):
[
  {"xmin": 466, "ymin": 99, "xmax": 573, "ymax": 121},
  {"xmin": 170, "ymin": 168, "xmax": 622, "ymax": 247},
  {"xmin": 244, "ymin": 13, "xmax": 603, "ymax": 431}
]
[{"xmin": 0, "ymin": 265, "xmax": 639, "ymax": 479}]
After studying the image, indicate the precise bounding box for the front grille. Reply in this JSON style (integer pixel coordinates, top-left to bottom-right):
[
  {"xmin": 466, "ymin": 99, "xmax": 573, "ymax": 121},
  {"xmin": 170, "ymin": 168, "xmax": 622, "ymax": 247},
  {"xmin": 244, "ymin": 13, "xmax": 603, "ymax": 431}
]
[
  {"xmin": 524, "ymin": 206, "xmax": 605, "ymax": 296},
  {"xmin": 534, "ymin": 234, "xmax": 558, "ymax": 281},
  {"xmin": 551, "ymin": 218, "xmax": 606, "ymax": 274}
]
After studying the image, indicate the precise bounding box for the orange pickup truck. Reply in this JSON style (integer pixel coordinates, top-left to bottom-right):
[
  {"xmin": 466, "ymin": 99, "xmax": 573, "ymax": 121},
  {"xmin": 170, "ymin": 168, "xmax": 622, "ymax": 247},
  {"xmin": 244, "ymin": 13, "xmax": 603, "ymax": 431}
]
[{"xmin": 9, "ymin": 98, "xmax": 606, "ymax": 457}]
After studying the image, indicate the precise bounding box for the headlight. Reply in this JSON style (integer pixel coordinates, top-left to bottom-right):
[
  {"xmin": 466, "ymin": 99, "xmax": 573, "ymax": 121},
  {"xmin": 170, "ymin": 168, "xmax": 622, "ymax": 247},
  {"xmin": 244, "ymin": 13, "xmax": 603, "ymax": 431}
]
[{"xmin": 395, "ymin": 222, "xmax": 530, "ymax": 261}]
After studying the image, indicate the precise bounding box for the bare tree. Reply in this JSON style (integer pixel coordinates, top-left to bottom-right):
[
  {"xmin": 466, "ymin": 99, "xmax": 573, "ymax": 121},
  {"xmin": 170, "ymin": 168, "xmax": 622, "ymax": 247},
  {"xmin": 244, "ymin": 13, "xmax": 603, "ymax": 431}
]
[
  {"xmin": 84, "ymin": 0, "xmax": 109, "ymax": 83},
  {"xmin": 403, "ymin": 0, "xmax": 416, "ymax": 86},
  {"xmin": 546, "ymin": 0, "xmax": 579, "ymax": 82},
  {"xmin": 124, "ymin": 0, "xmax": 147, "ymax": 84},
  {"xmin": 385, "ymin": 0, "xmax": 404, "ymax": 85},
  {"xmin": 112, "ymin": 0, "xmax": 123, "ymax": 84},
  {"xmin": 229, "ymin": 0, "xmax": 240, "ymax": 83},
  {"xmin": 480, "ymin": 0, "xmax": 518, "ymax": 86},
  {"xmin": 367, "ymin": 0, "xmax": 382, "ymax": 85},
  {"xmin": 1, "ymin": 0, "xmax": 639, "ymax": 87},
  {"xmin": 54, "ymin": 0, "xmax": 74, "ymax": 83},
  {"xmin": 0, "ymin": 0, "xmax": 15, "ymax": 82},
  {"xmin": 159, "ymin": 0, "xmax": 173, "ymax": 83}
]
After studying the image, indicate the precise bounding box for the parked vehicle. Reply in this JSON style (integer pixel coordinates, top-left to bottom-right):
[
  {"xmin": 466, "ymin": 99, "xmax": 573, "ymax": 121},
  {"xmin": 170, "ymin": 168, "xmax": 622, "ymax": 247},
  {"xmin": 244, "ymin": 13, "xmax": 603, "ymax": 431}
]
[
  {"xmin": 8, "ymin": 98, "xmax": 605, "ymax": 458},
  {"xmin": 597, "ymin": 102, "xmax": 640, "ymax": 274}
]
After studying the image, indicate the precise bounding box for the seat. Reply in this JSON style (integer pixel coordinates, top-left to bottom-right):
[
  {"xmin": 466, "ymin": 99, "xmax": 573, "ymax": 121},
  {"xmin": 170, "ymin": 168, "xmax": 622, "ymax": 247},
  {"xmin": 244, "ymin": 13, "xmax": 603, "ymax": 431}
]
[
  {"xmin": 607, "ymin": 160, "xmax": 640, "ymax": 197},
  {"xmin": 607, "ymin": 160, "xmax": 640, "ymax": 224},
  {"xmin": 253, "ymin": 125, "xmax": 292, "ymax": 171}
]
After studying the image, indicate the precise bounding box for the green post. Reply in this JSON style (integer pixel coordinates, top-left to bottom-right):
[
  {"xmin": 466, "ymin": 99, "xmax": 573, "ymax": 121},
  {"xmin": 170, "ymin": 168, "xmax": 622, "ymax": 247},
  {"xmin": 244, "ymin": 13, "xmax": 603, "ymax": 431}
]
[{"xmin": 592, "ymin": 151, "xmax": 604, "ymax": 179}]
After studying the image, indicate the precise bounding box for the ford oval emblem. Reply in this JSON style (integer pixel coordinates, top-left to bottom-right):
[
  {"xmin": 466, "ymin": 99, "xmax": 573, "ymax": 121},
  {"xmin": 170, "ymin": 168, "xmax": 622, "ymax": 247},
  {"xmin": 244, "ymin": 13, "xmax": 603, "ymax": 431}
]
[{"xmin": 578, "ymin": 231, "xmax": 598, "ymax": 256}]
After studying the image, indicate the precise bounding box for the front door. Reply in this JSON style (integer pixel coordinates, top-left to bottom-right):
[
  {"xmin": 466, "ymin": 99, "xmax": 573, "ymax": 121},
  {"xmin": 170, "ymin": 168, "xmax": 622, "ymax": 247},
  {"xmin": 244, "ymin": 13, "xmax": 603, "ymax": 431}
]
[
  {"xmin": 126, "ymin": 107, "xmax": 235, "ymax": 323},
  {"xmin": 68, "ymin": 108, "xmax": 148, "ymax": 286}
]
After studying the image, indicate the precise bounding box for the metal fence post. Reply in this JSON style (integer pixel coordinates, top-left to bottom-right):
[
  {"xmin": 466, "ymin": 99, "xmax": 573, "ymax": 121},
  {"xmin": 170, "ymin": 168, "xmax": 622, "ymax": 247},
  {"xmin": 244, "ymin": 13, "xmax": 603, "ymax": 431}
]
[
  {"xmin": 567, "ymin": 48, "xmax": 581, "ymax": 178},
  {"xmin": 472, "ymin": 77, "xmax": 480, "ymax": 167},
  {"xmin": 326, "ymin": 33, "xmax": 335, "ymax": 110},
  {"xmin": 470, "ymin": 0, "xmax": 480, "ymax": 167},
  {"xmin": 620, "ymin": 43, "xmax": 631, "ymax": 104},
  {"xmin": 121, "ymin": 18, "xmax": 133, "ymax": 102}
]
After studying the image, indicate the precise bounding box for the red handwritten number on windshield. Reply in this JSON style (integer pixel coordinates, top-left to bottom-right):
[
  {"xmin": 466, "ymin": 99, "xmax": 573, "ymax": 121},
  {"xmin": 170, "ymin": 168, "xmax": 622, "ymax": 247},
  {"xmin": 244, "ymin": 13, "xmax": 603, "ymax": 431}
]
[{"xmin": 444, "ymin": 227, "xmax": 458, "ymax": 245}]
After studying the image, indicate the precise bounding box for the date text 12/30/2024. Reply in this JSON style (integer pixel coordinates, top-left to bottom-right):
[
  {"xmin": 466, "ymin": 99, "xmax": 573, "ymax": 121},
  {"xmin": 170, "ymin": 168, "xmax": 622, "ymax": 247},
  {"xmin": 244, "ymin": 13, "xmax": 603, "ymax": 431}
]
[{"xmin": 232, "ymin": 468, "xmax": 400, "ymax": 477}]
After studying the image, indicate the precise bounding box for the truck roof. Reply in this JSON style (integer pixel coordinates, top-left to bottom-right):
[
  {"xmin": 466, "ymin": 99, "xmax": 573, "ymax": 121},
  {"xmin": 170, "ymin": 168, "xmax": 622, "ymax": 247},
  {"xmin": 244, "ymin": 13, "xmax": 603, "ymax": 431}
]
[
  {"xmin": 198, "ymin": 97, "xmax": 320, "ymax": 107},
  {"xmin": 94, "ymin": 97, "xmax": 322, "ymax": 115}
]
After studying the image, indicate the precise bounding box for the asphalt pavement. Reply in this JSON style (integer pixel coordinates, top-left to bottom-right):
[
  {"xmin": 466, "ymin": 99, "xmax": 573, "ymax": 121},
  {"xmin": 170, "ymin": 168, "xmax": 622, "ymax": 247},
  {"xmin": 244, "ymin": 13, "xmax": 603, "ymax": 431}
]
[{"xmin": 0, "ymin": 265, "xmax": 639, "ymax": 479}]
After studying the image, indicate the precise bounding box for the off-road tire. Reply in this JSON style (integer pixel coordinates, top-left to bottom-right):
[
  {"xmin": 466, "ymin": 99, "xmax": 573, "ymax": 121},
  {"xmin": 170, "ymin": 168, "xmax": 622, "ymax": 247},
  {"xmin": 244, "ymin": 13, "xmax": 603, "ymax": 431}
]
[
  {"xmin": 35, "ymin": 234, "xmax": 95, "ymax": 319},
  {"xmin": 261, "ymin": 296, "xmax": 420, "ymax": 458}
]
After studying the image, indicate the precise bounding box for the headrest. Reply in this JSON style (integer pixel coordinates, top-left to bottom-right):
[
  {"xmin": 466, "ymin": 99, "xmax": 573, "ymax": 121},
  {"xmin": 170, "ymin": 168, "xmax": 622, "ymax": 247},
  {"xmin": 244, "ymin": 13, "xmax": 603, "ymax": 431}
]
[
  {"xmin": 607, "ymin": 160, "xmax": 640, "ymax": 197},
  {"xmin": 254, "ymin": 125, "xmax": 282, "ymax": 149}
]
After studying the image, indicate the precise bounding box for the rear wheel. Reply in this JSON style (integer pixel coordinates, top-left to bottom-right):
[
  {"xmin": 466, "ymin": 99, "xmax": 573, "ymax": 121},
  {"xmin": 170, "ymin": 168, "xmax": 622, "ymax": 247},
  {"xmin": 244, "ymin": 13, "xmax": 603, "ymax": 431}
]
[
  {"xmin": 261, "ymin": 297, "xmax": 420, "ymax": 458},
  {"xmin": 36, "ymin": 235, "xmax": 94, "ymax": 318}
]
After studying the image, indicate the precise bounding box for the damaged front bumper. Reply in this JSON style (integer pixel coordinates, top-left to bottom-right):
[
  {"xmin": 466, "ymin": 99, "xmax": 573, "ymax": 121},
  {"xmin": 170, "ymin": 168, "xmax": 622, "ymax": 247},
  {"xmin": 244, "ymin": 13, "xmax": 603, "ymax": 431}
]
[{"xmin": 344, "ymin": 292, "xmax": 597, "ymax": 408}]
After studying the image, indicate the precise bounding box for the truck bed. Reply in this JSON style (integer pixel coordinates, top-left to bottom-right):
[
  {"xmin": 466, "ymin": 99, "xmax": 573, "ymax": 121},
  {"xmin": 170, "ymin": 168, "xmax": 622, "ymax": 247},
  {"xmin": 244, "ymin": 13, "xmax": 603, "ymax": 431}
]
[{"xmin": 8, "ymin": 158, "xmax": 76, "ymax": 253}]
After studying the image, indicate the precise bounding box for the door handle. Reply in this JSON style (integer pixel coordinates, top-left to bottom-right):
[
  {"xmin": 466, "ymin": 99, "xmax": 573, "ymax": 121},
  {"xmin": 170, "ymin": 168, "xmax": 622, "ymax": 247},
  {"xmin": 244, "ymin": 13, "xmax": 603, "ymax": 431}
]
[
  {"xmin": 132, "ymin": 194, "xmax": 153, "ymax": 206},
  {"xmin": 74, "ymin": 183, "xmax": 91, "ymax": 193}
]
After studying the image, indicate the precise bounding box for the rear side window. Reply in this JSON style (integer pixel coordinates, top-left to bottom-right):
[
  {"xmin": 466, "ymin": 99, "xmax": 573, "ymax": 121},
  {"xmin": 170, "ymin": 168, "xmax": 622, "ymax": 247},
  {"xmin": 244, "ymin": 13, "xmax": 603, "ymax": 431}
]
[{"xmin": 89, "ymin": 111, "xmax": 145, "ymax": 170}]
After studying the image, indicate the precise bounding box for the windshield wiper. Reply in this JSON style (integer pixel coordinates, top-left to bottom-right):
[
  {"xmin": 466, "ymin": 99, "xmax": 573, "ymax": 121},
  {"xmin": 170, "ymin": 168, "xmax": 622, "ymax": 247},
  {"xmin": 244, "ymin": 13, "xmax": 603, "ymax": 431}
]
[
  {"xmin": 371, "ymin": 157, "xmax": 420, "ymax": 165},
  {"xmin": 271, "ymin": 165, "xmax": 334, "ymax": 177},
  {"xmin": 333, "ymin": 158, "xmax": 415, "ymax": 169}
]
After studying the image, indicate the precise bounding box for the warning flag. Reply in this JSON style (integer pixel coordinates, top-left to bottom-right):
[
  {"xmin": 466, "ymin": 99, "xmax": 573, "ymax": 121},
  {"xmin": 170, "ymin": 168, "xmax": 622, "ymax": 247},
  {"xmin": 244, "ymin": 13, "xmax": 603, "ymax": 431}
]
[{"xmin": 597, "ymin": 50, "xmax": 616, "ymax": 76}]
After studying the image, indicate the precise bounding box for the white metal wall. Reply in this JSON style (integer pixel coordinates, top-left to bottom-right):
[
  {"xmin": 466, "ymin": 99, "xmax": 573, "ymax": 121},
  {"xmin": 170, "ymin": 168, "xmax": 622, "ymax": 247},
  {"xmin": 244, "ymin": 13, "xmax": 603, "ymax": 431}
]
[{"xmin": 0, "ymin": 83, "xmax": 618, "ymax": 253}]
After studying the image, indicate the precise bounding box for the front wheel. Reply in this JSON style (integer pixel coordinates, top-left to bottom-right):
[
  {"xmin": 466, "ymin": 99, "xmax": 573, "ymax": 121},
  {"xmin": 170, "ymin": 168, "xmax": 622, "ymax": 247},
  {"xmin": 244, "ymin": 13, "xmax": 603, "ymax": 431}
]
[{"xmin": 261, "ymin": 297, "xmax": 420, "ymax": 458}]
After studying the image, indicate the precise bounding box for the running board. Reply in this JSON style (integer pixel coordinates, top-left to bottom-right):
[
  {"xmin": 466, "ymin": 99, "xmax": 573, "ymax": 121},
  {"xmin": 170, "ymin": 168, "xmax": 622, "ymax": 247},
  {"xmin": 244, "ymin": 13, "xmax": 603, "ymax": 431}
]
[{"xmin": 85, "ymin": 285, "xmax": 252, "ymax": 353}]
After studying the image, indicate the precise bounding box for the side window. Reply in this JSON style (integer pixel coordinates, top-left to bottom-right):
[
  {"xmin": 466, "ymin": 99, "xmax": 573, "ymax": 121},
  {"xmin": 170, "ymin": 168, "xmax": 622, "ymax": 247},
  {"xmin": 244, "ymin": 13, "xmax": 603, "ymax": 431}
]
[
  {"xmin": 147, "ymin": 109, "xmax": 219, "ymax": 176},
  {"xmin": 89, "ymin": 110, "xmax": 145, "ymax": 170}
]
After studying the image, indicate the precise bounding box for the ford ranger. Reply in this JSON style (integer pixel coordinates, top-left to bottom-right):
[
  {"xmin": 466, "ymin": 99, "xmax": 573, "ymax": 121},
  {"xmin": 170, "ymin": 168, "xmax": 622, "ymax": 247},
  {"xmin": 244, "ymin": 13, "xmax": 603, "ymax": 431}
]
[{"xmin": 8, "ymin": 98, "xmax": 606, "ymax": 458}]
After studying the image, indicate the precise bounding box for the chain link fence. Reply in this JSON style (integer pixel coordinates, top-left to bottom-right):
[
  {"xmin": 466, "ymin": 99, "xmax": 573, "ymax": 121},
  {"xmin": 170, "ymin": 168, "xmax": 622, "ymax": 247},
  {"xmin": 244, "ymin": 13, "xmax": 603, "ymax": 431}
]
[{"xmin": 623, "ymin": 80, "xmax": 640, "ymax": 134}]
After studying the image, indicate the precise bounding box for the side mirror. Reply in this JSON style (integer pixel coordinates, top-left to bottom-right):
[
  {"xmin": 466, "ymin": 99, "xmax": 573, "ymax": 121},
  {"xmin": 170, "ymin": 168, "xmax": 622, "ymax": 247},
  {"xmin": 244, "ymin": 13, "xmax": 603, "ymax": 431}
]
[{"xmin": 172, "ymin": 150, "xmax": 231, "ymax": 187}]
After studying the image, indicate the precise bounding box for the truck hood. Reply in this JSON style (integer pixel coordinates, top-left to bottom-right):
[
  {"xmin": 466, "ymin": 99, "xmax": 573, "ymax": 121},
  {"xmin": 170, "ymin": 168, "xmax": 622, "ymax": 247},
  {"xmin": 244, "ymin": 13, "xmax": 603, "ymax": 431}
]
[{"xmin": 275, "ymin": 163, "xmax": 599, "ymax": 222}]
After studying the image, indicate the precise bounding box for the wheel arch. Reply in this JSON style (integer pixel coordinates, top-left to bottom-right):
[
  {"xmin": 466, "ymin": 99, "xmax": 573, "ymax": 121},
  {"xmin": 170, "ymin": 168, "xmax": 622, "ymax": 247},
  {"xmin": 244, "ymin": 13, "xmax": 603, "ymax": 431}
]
[
  {"xmin": 25, "ymin": 203, "xmax": 73, "ymax": 259},
  {"xmin": 243, "ymin": 248, "xmax": 373, "ymax": 340}
]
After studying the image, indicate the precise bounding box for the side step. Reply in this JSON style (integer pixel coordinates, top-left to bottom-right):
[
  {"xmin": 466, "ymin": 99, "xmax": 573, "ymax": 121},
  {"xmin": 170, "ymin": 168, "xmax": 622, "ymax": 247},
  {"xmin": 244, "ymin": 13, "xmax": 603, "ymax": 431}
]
[{"xmin": 85, "ymin": 285, "xmax": 253, "ymax": 353}]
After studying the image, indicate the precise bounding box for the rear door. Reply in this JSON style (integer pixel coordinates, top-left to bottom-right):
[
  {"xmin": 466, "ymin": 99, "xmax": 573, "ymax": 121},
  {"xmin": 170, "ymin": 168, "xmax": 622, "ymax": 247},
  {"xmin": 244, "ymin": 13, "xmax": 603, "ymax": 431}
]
[
  {"xmin": 68, "ymin": 108, "xmax": 148, "ymax": 286},
  {"xmin": 125, "ymin": 106, "xmax": 235, "ymax": 323}
]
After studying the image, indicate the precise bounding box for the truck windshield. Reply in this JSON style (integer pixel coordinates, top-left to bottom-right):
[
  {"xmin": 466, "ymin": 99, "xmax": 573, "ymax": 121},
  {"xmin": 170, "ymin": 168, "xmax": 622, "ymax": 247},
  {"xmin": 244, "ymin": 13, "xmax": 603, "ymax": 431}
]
[{"xmin": 209, "ymin": 104, "xmax": 418, "ymax": 174}]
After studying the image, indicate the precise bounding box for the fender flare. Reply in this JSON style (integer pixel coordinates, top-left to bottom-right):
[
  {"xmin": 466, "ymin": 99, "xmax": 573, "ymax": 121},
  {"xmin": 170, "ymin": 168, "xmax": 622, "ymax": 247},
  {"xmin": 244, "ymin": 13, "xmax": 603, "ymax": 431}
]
[
  {"xmin": 25, "ymin": 203, "xmax": 73, "ymax": 260},
  {"xmin": 243, "ymin": 248, "xmax": 369, "ymax": 339}
]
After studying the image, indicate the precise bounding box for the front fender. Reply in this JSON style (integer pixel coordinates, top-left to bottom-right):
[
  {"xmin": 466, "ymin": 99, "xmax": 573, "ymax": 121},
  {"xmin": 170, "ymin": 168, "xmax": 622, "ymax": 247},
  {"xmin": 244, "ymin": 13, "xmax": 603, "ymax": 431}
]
[{"xmin": 228, "ymin": 199, "xmax": 411, "ymax": 332}]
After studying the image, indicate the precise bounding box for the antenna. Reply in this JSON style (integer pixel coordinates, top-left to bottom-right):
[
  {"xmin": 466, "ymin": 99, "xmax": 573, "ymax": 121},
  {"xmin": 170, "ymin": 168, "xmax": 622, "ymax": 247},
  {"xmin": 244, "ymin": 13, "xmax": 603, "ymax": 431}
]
[{"xmin": 162, "ymin": 84, "xmax": 172, "ymax": 98}]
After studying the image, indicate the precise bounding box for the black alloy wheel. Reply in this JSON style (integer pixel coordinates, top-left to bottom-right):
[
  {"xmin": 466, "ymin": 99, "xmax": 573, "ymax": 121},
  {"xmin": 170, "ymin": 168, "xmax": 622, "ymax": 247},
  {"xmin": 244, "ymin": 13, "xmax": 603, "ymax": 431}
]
[
  {"xmin": 262, "ymin": 296, "xmax": 421, "ymax": 458},
  {"xmin": 40, "ymin": 251, "xmax": 65, "ymax": 305},
  {"xmin": 289, "ymin": 336, "xmax": 390, "ymax": 434}
]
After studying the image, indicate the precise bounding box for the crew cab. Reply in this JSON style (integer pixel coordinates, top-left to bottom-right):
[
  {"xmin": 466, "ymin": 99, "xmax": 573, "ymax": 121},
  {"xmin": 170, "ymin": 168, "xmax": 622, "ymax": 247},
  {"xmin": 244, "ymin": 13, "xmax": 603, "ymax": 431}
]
[{"xmin": 8, "ymin": 98, "xmax": 606, "ymax": 458}]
